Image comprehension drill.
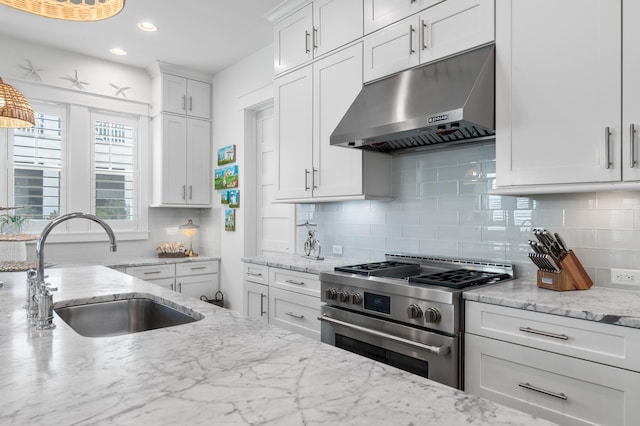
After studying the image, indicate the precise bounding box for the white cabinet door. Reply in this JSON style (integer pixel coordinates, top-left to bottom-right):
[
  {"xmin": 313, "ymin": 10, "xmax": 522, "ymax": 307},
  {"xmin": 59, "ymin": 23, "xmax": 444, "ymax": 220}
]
[
  {"xmin": 185, "ymin": 79, "xmax": 211, "ymax": 120},
  {"xmin": 244, "ymin": 281, "xmax": 269, "ymax": 323},
  {"xmin": 162, "ymin": 74, "xmax": 188, "ymax": 115},
  {"xmin": 150, "ymin": 277, "xmax": 176, "ymax": 291},
  {"xmin": 160, "ymin": 114, "xmax": 189, "ymax": 204},
  {"xmin": 312, "ymin": 44, "xmax": 365, "ymax": 198},
  {"xmin": 364, "ymin": 17, "xmax": 420, "ymax": 82},
  {"xmin": 363, "ymin": 0, "xmax": 443, "ymax": 34},
  {"xmin": 466, "ymin": 334, "xmax": 640, "ymax": 426},
  {"xmin": 418, "ymin": 0, "xmax": 494, "ymax": 65},
  {"xmin": 186, "ymin": 118, "xmax": 211, "ymax": 206},
  {"xmin": 313, "ymin": 0, "xmax": 363, "ymax": 56},
  {"xmin": 495, "ymin": 0, "xmax": 621, "ymax": 187},
  {"xmin": 177, "ymin": 274, "xmax": 215, "ymax": 300},
  {"xmin": 623, "ymin": 1, "xmax": 640, "ymax": 182},
  {"xmin": 274, "ymin": 3, "xmax": 313, "ymax": 75},
  {"xmin": 275, "ymin": 66, "xmax": 314, "ymax": 200}
]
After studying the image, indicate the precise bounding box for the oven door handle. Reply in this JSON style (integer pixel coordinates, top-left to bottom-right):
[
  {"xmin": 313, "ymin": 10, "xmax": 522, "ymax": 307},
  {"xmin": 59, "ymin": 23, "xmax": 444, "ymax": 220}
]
[{"xmin": 318, "ymin": 314, "xmax": 451, "ymax": 356}]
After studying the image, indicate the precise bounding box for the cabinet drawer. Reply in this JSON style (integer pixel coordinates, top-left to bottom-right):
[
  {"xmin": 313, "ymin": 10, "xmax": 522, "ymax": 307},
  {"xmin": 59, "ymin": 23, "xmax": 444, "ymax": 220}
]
[
  {"xmin": 176, "ymin": 261, "xmax": 218, "ymax": 277},
  {"xmin": 125, "ymin": 264, "xmax": 175, "ymax": 280},
  {"xmin": 269, "ymin": 287, "xmax": 321, "ymax": 340},
  {"xmin": 243, "ymin": 263, "xmax": 269, "ymax": 285},
  {"xmin": 466, "ymin": 301, "xmax": 640, "ymax": 372},
  {"xmin": 269, "ymin": 268, "xmax": 320, "ymax": 297},
  {"xmin": 465, "ymin": 334, "xmax": 640, "ymax": 426}
]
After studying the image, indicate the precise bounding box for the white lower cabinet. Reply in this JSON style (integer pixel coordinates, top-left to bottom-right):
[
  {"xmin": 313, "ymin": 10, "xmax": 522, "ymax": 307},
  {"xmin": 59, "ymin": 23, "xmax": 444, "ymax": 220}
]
[
  {"xmin": 269, "ymin": 287, "xmax": 321, "ymax": 340},
  {"xmin": 125, "ymin": 260, "xmax": 219, "ymax": 300},
  {"xmin": 465, "ymin": 301, "xmax": 640, "ymax": 425},
  {"xmin": 125, "ymin": 264, "xmax": 175, "ymax": 287},
  {"xmin": 243, "ymin": 263, "xmax": 270, "ymax": 323}
]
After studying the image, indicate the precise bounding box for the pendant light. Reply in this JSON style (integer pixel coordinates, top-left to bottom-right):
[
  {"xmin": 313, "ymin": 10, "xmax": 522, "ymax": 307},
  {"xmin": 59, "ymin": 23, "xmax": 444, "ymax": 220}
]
[
  {"xmin": 0, "ymin": 0, "xmax": 125, "ymax": 21},
  {"xmin": 0, "ymin": 77, "xmax": 34, "ymax": 128}
]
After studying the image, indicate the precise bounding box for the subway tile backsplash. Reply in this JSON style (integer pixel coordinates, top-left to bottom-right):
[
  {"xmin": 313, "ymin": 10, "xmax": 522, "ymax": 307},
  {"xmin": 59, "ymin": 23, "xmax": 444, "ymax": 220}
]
[{"xmin": 297, "ymin": 142, "xmax": 640, "ymax": 287}]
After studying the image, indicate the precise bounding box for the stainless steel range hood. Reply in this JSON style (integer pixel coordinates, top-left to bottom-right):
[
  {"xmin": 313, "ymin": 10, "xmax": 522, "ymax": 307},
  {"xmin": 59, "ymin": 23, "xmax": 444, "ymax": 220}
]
[{"xmin": 330, "ymin": 45, "xmax": 495, "ymax": 154}]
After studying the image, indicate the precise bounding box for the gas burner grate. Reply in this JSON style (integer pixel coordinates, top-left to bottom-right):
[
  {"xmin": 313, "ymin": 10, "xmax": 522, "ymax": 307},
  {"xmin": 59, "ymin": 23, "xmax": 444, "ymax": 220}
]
[
  {"xmin": 408, "ymin": 269, "xmax": 511, "ymax": 289},
  {"xmin": 335, "ymin": 261, "xmax": 420, "ymax": 276}
]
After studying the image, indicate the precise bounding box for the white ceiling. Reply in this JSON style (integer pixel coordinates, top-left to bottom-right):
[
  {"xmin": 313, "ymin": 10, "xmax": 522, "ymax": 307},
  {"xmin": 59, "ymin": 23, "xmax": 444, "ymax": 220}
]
[{"xmin": 0, "ymin": 0, "xmax": 283, "ymax": 75}]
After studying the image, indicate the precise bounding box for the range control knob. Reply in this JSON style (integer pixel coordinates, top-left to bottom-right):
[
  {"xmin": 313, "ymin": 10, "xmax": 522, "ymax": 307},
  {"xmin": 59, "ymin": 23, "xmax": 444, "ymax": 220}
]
[
  {"xmin": 407, "ymin": 304, "xmax": 423, "ymax": 319},
  {"xmin": 424, "ymin": 307, "xmax": 441, "ymax": 323},
  {"xmin": 338, "ymin": 290, "xmax": 351, "ymax": 303},
  {"xmin": 351, "ymin": 292, "xmax": 363, "ymax": 305},
  {"xmin": 325, "ymin": 288, "xmax": 337, "ymax": 300}
]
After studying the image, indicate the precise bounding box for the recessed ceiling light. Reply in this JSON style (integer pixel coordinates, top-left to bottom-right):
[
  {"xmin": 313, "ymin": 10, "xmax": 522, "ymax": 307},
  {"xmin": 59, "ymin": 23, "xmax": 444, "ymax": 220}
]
[
  {"xmin": 137, "ymin": 22, "xmax": 158, "ymax": 32},
  {"xmin": 110, "ymin": 48, "xmax": 127, "ymax": 56}
]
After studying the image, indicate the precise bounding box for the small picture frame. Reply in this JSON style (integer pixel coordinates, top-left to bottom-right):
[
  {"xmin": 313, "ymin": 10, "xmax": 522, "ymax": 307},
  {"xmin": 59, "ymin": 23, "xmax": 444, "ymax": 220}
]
[
  {"xmin": 217, "ymin": 145, "xmax": 236, "ymax": 166},
  {"xmin": 214, "ymin": 165, "xmax": 239, "ymax": 190},
  {"xmin": 220, "ymin": 190, "xmax": 229, "ymax": 204},
  {"xmin": 228, "ymin": 189, "xmax": 239, "ymax": 208},
  {"xmin": 224, "ymin": 209, "xmax": 236, "ymax": 232}
]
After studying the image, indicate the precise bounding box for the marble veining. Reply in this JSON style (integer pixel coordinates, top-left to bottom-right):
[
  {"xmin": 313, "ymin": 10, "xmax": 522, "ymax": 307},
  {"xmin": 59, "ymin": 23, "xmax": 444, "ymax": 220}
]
[
  {"xmin": 0, "ymin": 266, "xmax": 554, "ymax": 425},
  {"xmin": 464, "ymin": 279, "xmax": 640, "ymax": 329},
  {"xmin": 242, "ymin": 254, "xmax": 363, "ymax": 274}
]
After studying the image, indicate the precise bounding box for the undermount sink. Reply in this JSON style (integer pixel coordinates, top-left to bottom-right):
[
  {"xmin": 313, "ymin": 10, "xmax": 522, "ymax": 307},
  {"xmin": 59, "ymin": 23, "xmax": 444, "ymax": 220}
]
[{"xmin": 54, "ymin": 296, "xmax": 202, "ymax": 338}]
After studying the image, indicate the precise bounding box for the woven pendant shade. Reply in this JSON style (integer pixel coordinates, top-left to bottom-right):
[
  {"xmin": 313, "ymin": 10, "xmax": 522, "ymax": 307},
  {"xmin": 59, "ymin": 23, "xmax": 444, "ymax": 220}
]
[
  {"xmin": 0, "ymin": 78, "xmax": 34, "ymax": 128},
  {"xmin": 0, "ymin": 0, "xmax": 125, "ymax": 21}
]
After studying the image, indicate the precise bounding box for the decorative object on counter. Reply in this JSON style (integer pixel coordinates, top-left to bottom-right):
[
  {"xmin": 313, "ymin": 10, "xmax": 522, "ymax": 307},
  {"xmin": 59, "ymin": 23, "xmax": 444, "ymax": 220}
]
[
  {"xmin": 217, "ymin": 145, "xmax": 236, "ymax": 165},
  {"xmin": 297, "ymin": 220, "xmax": 323, "ymax": 260},
  {"xmin": 527, "ymin": 228, "xmax": 592, "ymax": 291},
  {"xmin": 0, "ymin": 0, "xmax": 125, "ymax": 21},
  {"xmin": 0, "ymin": 208, "xmax": 35, "ymax": 262},
  {"xmin": 0, "ymin": 77, "xmax": 35, "ymax": 128},
  {"xmin": 200, "ymin": 291, "xmax": 224, "ymax": 308},
  {"xmin": 224, "ymin": 209, "xmax": 235, "ymax": 232},
  {"xmin": 179, "ymin": 219, "xmax": 199, "ymax": 257},
  {"xmin": 214, "ymin": 165, "xmax": 239, "ymax": 189},
  {"xmin": 156, "ymin": 242, "xmax": 187, "ymax": 258}
]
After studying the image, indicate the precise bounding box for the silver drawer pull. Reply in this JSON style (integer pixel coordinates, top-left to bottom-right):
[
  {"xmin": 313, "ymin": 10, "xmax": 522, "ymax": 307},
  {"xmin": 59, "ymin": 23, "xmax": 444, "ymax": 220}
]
[
  {"xmin": 285, "ymin": 279, "xmax": 305, "ymax": 286},
  {"xmin": 518, "ymin": 382, "xmax": 568, "ymax": 400},
  {"xmin": 247, "ymin": 272, "xmax": 263, "ymax": 277},
  {"xmin": 286, "ymin": 312, "xmax": 304, "ymax": 319},
  {"xmin": 318, "ymin": 314, "xmax": 450, "ymax": 356},
  {"xmin": 190, "ymin": 266, "xmax": 206, "ymax": 270},
  {"xmin": 143, "ymin": 271, "xmax": 162, "ymax": 275},
  {"xmin": 518, "ymin": 326, "xmax": 569, "ymax": 340}
]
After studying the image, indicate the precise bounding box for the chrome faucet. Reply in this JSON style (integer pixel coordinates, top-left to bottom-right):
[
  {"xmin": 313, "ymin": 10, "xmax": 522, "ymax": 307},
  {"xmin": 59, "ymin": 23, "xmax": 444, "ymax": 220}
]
[{"xmin": 30, "ymin": 212, "xmax": 118, "ymax": 330}]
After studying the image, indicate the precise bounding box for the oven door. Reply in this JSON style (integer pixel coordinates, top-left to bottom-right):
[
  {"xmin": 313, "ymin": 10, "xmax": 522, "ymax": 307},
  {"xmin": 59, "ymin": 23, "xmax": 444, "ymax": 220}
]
[{"xmin": 319, "ymin": 305, "xmax": 460, "ymax": 389}]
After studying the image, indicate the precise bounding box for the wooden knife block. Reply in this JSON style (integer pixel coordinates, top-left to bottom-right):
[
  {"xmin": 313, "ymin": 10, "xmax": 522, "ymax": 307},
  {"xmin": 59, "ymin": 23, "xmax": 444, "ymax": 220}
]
[{"xmin": 536, "ymin": 250, "xmax": 593, "ymax": 291}]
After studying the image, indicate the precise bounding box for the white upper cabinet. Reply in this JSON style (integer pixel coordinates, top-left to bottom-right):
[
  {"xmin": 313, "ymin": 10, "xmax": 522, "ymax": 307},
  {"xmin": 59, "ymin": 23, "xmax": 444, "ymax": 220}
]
[
  {"xmin": 363, "ymin": 0, "xmax": 494, "ymax": 82},
  {"xmin": 495, "ymin": 0, "xmax": 631, "ymax": 191},
  {"xmin": 161, "ymin": 73, "xmax": 211, "ymax": 120},
  {"xmin": 274, "ymin": 0, "xmax": 364, "ymax": 75},
  {"xmin": 363, "ymin": 0, "xmax": 443, "ymax": 34},
  {"xmin": 623, "ymin": 1, "xmax": 640, "ymax": 182}
]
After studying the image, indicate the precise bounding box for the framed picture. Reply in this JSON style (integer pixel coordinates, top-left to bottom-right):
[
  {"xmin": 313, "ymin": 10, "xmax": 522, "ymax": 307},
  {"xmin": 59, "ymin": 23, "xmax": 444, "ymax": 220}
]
[
  {"xmin": 217, "ymin": 145, "xmax": 236, "ymax": 165},
  {"xmin": 224, "ymin": 209, "xmax": 236, "ymax": 232},
  {"xmin": 220, "ymin": 190, "xmax": 228, "ymax": 204},
  {"xmin": 228, "ymin": 189, "xmax": 239, "ymax": 208},
  {"xmin": 214, "ymin": 165, "xmax": 239, "ymax": 190}
]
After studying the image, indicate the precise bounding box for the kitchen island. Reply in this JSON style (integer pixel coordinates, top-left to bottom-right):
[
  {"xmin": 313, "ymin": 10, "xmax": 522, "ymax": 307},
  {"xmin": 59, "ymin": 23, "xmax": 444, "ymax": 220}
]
[{"xmin": 0, "ymin": 266, "xmax": 554, "ymax": 425}]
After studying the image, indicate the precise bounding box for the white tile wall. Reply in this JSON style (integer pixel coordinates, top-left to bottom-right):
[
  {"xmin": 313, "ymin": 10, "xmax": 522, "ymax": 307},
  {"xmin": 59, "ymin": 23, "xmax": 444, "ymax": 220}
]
[{"xmin": 297, "ymin": 142, "xmax": 640, "ymax": 287}]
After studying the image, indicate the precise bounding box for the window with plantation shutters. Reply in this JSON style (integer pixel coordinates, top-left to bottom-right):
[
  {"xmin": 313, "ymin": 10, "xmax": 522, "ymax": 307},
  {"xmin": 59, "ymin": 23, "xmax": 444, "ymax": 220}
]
[
  {"xmin": 12, "ymin": 104, "xmax": 63, "ymax": 221},
  {"xmin": 93, "ymin": 113, "xmax": 137, "ymax": 222}
]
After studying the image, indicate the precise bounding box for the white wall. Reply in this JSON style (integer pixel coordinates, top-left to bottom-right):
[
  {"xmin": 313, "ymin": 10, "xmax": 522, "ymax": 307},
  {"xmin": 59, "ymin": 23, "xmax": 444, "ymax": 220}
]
[{"xmin": 203, "ymin": 45, "xmax": 275, "ymax": 312}]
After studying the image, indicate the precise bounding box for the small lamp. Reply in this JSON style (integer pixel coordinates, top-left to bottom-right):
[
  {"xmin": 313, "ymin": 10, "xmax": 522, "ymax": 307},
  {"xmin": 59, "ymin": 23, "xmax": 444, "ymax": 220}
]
[
  {"xmin": 179, "ymin": 219, "xmax": 199, "ymax": 257},
  {"xmin": 0, "ymin": 77, "xmax": 34, "ymax": 128}
]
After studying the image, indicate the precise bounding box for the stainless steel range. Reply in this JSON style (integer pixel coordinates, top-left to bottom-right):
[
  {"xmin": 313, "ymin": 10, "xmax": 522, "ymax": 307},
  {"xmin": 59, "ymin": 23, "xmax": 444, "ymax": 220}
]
[{"xmin": 318, "ymin": 253, "xmax": 514, "ymax": 389}]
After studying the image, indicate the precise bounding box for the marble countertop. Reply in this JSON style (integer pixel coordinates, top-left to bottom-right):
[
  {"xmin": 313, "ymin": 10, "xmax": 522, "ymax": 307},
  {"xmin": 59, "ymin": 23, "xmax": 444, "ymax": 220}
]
[
  {"xmin": 0, "ymin": 266, "xmax": 554, "ymax": 425},
  {"xmin": 464, "ymin": 279, "xmax": 640, "ymax": 329},
  {"xmin": 242, "ymin": 254, "xmax": 363, "ymax": 274},
  {"xmin": 49, "ymin": 255, "xmax": 221, "ymax": 270}
]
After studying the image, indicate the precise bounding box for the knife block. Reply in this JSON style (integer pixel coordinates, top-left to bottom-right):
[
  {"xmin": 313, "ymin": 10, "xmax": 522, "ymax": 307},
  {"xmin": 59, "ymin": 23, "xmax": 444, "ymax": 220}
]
[{"xmin": 536, "ymin": 251, "xmax": 593, "ymax": 291}]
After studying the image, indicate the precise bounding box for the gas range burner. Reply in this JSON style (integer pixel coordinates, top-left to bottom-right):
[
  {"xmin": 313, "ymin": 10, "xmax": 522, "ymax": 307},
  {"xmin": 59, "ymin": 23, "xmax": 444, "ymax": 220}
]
[
  {"xmin": 408, "ymin": 269, "xmax": 511, "ymax": 289},
  {"xmin": 334, "ymin": 261, "xmax": 420, "ymax": 277}
]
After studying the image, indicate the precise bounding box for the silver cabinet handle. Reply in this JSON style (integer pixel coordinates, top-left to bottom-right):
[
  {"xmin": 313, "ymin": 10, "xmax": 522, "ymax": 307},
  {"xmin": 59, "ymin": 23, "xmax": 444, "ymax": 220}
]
[
  {"xmin": 285, "ymin": 279, "xmax": 305, "ymax": 286},
  {"xmin": 312, "ymin": 168, "xmax": 318, "ymax": 189},
  {"xmin": 318, "ymin": 314, "xmax": 450, "ymax": 356},
  {"xmin": 190, "ymin": 266, "xmax": 206, "ymax": 271},
  {"xmin": 304, "ymin": 168, "xmax": 310, "ymax": 191},
  {"xmin": 178, "ymin": 282, "xmax": 182, "ymax": 292},
  {"xmin": 286, "ymin": 312, "xmax": 304, "ymax": 319},
  {"xmin": 409, "ymin": 24, "xmax": 416, "ymax": 54},
  {"xmin": 182, "ymin": 95, "xmax": 186, "ymax": 111},
  {"xmin": 170, "ymin": 283, "xmax": 175, "ymax": 291},
  {"xmin": 631, "ymin": 124, "xmax": 637, "ymax": 168},
  {"xmin": 518, "ymin": 382, "xmax": 568, "ymax": 400},
  {"xmin": 518, "ymin": 326, "xmax": 569, "ymax": 340},
  {"xmin": 247, "ymin": 272, "xmax": 263, "ymax": 278},
  {"xmin": 305, "ymin": 30, "xmax": 311, "ymax": 54},
  {"xmin": 189, "ymin": 96, "xmax": 193, "ymax": 111},
  {"xmin": 143, "ymin": 271, "xmax": 162, "ymax": 275},
  {"xmin": 189, "ymin": 185, "xmax": 193, "ymax": 200},
  {"xmin": 421, "ymin": 19, "xmax": 428, "ymax": 50},
  {"xmin": 182, "ymin": 185, "xmax": 186, "ymax": 200},
  {"xmin": 260, "ymin": 293, "xmax": 266, "ymax": 316},
  {"xmin": 605, "ymin": 126, "xmax": 612, "ymax": 169},
  {"xmin": 313, "ymin": 27, "xmax": 318, "ymax": 50}
]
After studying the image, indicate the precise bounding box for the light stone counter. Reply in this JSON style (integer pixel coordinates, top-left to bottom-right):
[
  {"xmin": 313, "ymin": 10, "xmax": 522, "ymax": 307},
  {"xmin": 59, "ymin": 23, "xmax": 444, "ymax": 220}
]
[
  {"xmin": 50, "ymin": 255, "xmax": 221, "ymax": 270},
  {"xmin": 464, "ymin": 279, "xmax": 640, "ymax": 329},
  {"xmin": 241, "ymin": 254, "xmax": 364, "ymax": 274},
  {"xmin": 0, "ymin": 266, "xmax": 554, "ymax": 425}
]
